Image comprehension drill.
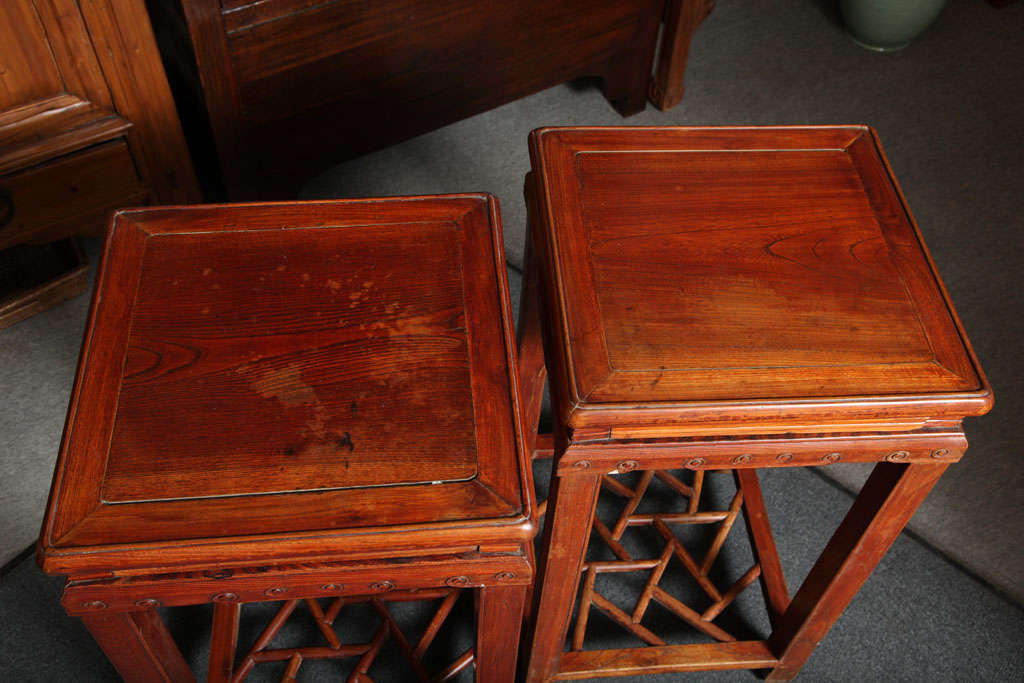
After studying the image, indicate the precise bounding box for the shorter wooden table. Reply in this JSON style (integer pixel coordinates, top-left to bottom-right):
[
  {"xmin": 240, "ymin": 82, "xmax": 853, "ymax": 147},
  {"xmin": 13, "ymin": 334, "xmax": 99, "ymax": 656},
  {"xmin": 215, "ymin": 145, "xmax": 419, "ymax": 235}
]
[
  {"xmin": 517, "ymin": 126, "xmax": 992, "ymax": 681},
  {"xmin": 38, "ymin": 197, "xmax": 534, "ymax": 682}
]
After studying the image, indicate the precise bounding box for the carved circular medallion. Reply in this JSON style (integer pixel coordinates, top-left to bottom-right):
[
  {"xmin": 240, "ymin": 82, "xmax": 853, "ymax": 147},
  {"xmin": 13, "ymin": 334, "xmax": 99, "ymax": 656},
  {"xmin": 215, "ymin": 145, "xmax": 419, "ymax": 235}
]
[
  {"xmin": 494, "ymin": 571, "xmax": 517, "ymax": 581},
  {"xmin": 685, "ymin": 458, "xmax": 707, "ymax": 468},
  {"xmin": 572, "ymin": 460, "xmax": 591, "ymax": 470},
  {"xmin": 616, "ymin": 460, "xmax": 639, "ymax": 472},
  {"xmin": 776, "ymin": 453, "xmax": 794, "ymax": 464},
  {"xmin": 264, "ymin": 587, "xmax": 288, "ymax": 596},
  {"xmin": 732, "ymin": 454, "xmax": 753, "ymax": 465},
  {"xmin": 81, "ymin": 601, "xmax": 107, "ymax": 610},
  {"xmin": 134, "ymin": 599, "xmax": 161, "ymax": 608},
  {"xmin": 820, "ymin": 452, "xmax": 842, "ymax": 464},
  {"xmin": 212, "ymin": 592, "xmax": 239, "ymax": 602},
  {"xmin": 931, "ymin": 448, "xmax": 950, "ymax": 460},
  {"xmin": 444, "ymin": 576, "xmax": 472, "ymax": 587},
  {"xmin": 320, "ymin": 584, "xmax": 344, "ymax": 592},
  {"xmin": 370, "ymin": 581, "xmax": 395, "ymax": 593},
  {"xmin": 886, "ymin": 450, "xmax": 910, "ymax": 462}
]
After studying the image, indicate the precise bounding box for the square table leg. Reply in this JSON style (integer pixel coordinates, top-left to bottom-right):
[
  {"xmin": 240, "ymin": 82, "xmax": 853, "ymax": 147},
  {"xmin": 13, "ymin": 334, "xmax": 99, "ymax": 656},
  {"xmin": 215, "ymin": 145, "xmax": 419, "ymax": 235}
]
[
  {"xmin": 524, "ymin": 469, "xmax": 603, "ymax": 683},
  {"xmin": 476, "ymin": 584, "xmax": 529, "ymax": 682},
  {"xmin": 80, "ymin": 609, "xmax": 194, "ymax": 682},
  {"xmin": 207, "ymin": 602, "xmax": 240, "ymax": 683},
  {"xmin": 734, "ymin": 469, "xmax": 791, "ymax": 628},
  {"xmin": 766, "ymin": 462, "xmax": 948, "ymax": 681},
  {"xmin": 516, "ymin": 204, "xmax": 547, "ymax": 459}
]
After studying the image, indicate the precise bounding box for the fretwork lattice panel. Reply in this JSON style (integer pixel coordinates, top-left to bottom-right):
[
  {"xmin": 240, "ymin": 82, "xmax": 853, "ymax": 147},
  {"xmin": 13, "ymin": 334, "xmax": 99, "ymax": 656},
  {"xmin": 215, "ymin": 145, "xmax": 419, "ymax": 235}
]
[
  {"xmin": 565, "ymin": 469, "xmax": 770, "ymax": 652},
  {"xmin": 229, "ymin": 589, "xmax": 475, "ymax": 682}
]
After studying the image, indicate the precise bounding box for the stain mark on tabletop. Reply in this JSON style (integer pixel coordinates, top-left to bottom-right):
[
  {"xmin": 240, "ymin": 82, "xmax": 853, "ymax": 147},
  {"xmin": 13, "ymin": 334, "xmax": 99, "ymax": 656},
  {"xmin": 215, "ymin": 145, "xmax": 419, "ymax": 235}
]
[
  {"xmin": 241, "ymin": 362, "xmax": 319, "ymax": 408},
  {"xmin": 336, "ymin": 432, "xmax": 355, "ymax": 452}
]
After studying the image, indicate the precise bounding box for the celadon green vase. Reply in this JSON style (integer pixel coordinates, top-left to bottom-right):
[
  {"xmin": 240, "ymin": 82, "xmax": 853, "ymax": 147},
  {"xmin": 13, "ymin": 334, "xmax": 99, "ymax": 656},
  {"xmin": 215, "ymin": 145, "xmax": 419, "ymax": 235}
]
[{"xmin": 840, "ymin": 0, "xmax": 947, "ymax": 52}]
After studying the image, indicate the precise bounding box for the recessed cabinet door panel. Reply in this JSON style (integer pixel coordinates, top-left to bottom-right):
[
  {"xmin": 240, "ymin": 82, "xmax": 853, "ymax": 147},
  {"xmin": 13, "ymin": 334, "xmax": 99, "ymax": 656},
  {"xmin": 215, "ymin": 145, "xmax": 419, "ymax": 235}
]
[
  {"xmin": 0, "ymin": 0, "xmax": 113, "ymax": 117},
  {"xmin": 0, "ymin": 1, "xmax": 65, "ymax": 109}
]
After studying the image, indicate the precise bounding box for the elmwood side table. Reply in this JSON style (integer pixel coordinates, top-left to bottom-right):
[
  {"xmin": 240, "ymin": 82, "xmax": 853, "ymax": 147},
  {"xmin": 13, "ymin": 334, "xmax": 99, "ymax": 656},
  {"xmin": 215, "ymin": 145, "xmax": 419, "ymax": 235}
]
[
  {"xmin": 38, "ymin": 196, "xmax": 534, "ymax": 681},
  {"xmin": 517, "ymin": 126, "xmax": 992, "ymax": 681}
]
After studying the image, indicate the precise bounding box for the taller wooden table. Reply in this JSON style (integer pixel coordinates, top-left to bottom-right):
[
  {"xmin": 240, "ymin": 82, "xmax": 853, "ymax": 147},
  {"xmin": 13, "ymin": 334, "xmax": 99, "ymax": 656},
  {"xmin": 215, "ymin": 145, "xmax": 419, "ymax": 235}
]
[
  {"xmin": 38, "ymin": 196, "xmax": 534, "ymax": 681},
  {"xmin": 518, "ymin": 126, "xmax": 992, "ymax": 681}
]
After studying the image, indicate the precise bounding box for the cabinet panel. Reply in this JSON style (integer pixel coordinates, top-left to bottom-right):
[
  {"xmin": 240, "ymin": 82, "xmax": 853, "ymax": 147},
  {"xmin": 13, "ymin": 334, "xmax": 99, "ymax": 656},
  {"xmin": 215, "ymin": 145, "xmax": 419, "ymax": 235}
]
[{"xmin": 0, "ymin": 1, "xmax": 66, "ymax": 108}]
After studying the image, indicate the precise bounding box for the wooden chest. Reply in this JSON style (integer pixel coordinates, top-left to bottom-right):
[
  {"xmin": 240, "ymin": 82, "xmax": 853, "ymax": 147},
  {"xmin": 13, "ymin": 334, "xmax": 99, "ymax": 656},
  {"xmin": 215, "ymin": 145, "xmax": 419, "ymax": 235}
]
[{"xmin": 150, "ymin": 0, "xmax": 663, "ymax": 198}]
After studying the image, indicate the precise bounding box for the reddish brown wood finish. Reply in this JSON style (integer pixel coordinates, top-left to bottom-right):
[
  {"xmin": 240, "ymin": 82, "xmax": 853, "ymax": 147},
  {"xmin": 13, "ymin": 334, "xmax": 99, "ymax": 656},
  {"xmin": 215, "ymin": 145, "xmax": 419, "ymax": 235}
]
[
  {"xmin": 0, "ymin": 141, "xmax": 149, "ymax": 249},
  {"xmin": 207, "ymin": 602, "xmax": 239, "ymax": 683},
  {"xmin": 524, "ymin": 474, "xmax": 602, "ymax": 683},
  {"xmin": 520, "ymin": 126, "xmax": 992, "ymax": 681},
  {"xmin": 517, "ymin": 177, "xmax": 549, "ymax": 461},
  {"xmin": 555, "ymin": 641, "xmax": 778, "ymax": 680},
  {"xmin": 733, "ymin": 469, "xmax": 790, "ymax": 628},
  {"xmin": 765, "ymin": 462, "xmax": 947, "ymax": 681},
  {"xmin": 650, "ymin": 0, "xmax": 715, "ymax": 110},
  {"xmin": 80, "ymin": 609, "xmax": 195, "ymax": 682},
  {"xmin": 39, "ymin": 196, "xmax": 534, "ymax": 681},
  {"xmin": 0, "ymin": 0, "xmax": 198, "ymax": 325},
  {"xmin": 0, "ymin": 0, "xmax": 198, "ymax": 245},
  {"xmin": 150, "ymin": 0, "xmax": 663, "ymax": 198},
  {"xmin": 529, "ymin": 126, "xmax": 989, "ymax": 418},
  {"xmin": 476, "ymin": 585, "xmax": 530, "ymax": 681}
]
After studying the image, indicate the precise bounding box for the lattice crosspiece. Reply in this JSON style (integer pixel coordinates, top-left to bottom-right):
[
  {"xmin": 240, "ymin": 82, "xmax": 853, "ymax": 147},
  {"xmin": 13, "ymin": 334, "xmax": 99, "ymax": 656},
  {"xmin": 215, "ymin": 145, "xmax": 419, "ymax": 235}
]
[
  {"xmin": 228, "ymin": 589, "xmax": 473, "ymax": 683},
  {"xmin": 568, "ymin": 469, "xmax": 767, "ymax": 651}
]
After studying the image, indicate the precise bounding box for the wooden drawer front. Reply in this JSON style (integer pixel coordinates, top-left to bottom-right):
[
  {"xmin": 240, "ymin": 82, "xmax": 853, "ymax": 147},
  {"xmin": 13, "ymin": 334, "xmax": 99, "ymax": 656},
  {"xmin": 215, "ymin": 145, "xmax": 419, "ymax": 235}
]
[{"xmin": 0, "ymin": 141, "xmax": 150, "ymax": 249}]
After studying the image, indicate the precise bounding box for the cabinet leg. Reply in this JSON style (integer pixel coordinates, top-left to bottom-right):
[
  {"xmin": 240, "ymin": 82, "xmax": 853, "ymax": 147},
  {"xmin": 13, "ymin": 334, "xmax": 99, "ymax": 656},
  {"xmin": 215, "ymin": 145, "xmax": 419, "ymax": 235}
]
[{"xmin": 650, "ymin": 0, "xmax": 715, "ymax": 110}]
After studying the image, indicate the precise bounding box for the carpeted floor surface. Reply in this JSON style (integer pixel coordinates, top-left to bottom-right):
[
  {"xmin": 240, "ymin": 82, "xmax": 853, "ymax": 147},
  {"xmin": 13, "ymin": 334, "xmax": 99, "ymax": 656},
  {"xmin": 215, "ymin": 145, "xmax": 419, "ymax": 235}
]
[
  {"xmin": 1, "ymin": 0, "xmax": 1022, "ymax": 679},
  {"xmin": 3, "ymin": 465, "xmax": 1022, "ymax": 681}
]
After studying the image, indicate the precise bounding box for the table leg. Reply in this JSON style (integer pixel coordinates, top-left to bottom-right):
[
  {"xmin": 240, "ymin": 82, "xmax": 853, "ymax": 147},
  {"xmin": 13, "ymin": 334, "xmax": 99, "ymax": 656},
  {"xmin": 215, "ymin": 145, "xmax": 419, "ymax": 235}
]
[
  {"xmin": 766, "ymin": 462, "xmax": 948, "ymax": 681},
  {"xmin": 81, "ymin": 608, "xmax": 194, "ymax": 682},
  {"xmin": 475, "ymin": 584, "xmax": 529, "ymax": 682},
  {"xmin": 517, "ymin": 180, "xmax": 547, "ymax": 459},
  {"xmin": 523, "ymin": 471, "xmax": 602, "ymax": 683},
  {"xmin": 734, "ymin": 469, "xmax": 790, "ymax": 627},
  {"xmin": 650, "ymin": 0, "xmax": 715, "ymax": 110},
  {"xmin": 208, "ymin": 602, "xmax": 240, "ymax": 683}
]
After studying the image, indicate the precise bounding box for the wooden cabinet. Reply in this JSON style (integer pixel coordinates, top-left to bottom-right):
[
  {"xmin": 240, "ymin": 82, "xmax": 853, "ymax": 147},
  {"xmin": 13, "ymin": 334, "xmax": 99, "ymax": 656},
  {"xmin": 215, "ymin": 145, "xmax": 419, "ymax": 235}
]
[
  {"xmin": 151, "ymin": 0, "xmax": 664, "ymax": 198},
  {"xmin": 0, "ymin": 0, "xmax": 199, "ymax": 251}
]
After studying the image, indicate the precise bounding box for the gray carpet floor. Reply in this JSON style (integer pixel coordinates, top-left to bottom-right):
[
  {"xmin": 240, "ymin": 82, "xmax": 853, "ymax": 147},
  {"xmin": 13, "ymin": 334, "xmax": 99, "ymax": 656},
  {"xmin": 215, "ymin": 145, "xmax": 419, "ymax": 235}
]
[
  {"xmin": 1, "ymin": 0, "xmax": 1022, "ymax": 679},
  {"xmin": 3, "ymin": 465, "xmax": 1022, "ymax": 681}
]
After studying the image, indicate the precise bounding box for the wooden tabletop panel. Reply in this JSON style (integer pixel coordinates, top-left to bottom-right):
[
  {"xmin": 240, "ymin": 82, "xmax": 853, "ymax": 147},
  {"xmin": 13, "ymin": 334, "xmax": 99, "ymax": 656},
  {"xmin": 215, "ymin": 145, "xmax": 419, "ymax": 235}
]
[
  {"xmin": 528, "ymin": 126, "xmax": 991, "ymax": 429},
  {"xmin": 40, "ymin": 196, "xmax": 530, "ymax": 574}
]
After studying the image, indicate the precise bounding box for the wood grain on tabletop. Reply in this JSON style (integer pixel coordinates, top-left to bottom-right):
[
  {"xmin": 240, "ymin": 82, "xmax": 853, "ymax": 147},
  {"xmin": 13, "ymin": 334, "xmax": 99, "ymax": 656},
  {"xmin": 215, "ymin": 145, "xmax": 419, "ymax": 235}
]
[{"xmin": 38, "ymin": 196, "xmax": 531, "ymax": 576}]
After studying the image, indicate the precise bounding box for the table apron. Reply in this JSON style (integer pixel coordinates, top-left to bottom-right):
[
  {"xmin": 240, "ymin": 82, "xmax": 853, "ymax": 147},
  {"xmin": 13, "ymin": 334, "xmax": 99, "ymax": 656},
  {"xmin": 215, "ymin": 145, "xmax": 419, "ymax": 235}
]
[
  {"xmin": 556, "ymin": 430, "xmax": 966, "ymax": 475},
  {"xmin": 63, "ymin": 553, "xmax": 532, "ymax": 615}
]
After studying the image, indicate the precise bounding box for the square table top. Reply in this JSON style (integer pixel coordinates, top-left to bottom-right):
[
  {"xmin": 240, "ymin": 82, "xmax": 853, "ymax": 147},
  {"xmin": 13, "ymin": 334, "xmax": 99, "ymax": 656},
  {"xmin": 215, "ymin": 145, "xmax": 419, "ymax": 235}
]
[
  {"xmin": 40, "ymin": 196, "xmax": 531, "ymax": 575},
  {"xmin": 528, "ymin": 126, "xmax": 991, "ymax": 435}
]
